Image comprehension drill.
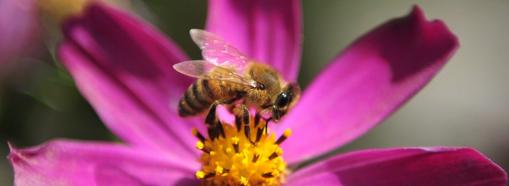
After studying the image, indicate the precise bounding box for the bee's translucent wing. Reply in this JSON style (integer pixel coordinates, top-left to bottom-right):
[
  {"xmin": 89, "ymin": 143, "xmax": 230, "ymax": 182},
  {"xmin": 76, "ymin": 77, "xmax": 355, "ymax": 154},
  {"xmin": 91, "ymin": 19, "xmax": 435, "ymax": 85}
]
[
  {"xmin": 190, "ymin": 29, "xmax": 249, "ymax": 73},
  {"xmin": 173, "ymin": 60, "xmax": 258, "ymax": 88},
  {"xmin": 173, "ymin": 60, "xmax": 216, "ymax": 79}
]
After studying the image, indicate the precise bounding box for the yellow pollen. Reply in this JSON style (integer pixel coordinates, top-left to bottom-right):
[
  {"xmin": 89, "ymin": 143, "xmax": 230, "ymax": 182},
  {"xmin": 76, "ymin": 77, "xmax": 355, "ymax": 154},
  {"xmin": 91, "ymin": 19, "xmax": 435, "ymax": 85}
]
[
  {"xmin": 240, "ymin": 176, "xmax": 248, "ymax": 185},
  {"xmin": 196, "ymin": 171, "xmax": 205, "ymax": 179},
  {"xmin": 284, "ymin": 129, "xmax": 292, "ymax": 137},
  {"xmin": 192, "ymin": 128, "xmax": 199, "ymax": 136},
  {"xmin": 196, "ymin": 141, "xmax": 204, "ymax": 150},
  {"xmin": 215, "ymin": 166, "xmax": 224, "ymax": 174},
  {"xmin": 232, "ymin": 136, "xmax": 240, "ymax": 144},
  {"xmin": 193, "ymin": 115, "xmax": 289, "ymax": 186}
]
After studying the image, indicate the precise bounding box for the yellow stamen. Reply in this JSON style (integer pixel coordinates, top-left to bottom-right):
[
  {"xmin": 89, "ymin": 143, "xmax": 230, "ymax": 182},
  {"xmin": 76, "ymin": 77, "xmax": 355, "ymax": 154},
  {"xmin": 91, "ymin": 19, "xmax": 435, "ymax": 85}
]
[
  {"xmin": 275, "ymin": 129, "xmax": 292, "ymax": 145},
  {"xmin": 193, "ymin": 116, "xmax": 289, "ymax": 185}
]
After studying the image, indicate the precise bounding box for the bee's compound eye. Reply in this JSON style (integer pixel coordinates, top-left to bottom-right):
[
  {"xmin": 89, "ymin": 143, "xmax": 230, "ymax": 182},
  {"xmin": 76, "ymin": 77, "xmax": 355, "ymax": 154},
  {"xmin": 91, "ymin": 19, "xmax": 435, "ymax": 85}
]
[{"xmin": 275, "ymin": 92, "xmax": 290, "ymax": 107}]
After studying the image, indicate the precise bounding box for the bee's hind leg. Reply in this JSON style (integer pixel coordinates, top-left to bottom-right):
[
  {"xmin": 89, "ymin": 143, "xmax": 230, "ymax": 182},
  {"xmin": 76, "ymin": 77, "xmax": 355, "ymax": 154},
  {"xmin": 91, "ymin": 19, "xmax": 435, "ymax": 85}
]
[
  {"xmin": 205, "ymin": 102, "xmax": 225, "ymax": 140},
  {"xmin": 204, "ymin": 98, "xmax": 238, "ymax": 126},
  {"xmin": 224, "ymin": 91, "xmax": 246, "ymax": 113},
  {"xmin": 204, "ymin": 91, "xmax": 246, "ymax": 140}
]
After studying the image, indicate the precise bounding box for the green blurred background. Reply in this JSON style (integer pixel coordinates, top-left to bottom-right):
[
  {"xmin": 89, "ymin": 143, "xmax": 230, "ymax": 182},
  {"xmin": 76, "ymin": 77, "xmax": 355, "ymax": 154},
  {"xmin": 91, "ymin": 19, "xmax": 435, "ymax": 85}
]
[{"xmin": 1, "ymin": 0, "xmax": 508, "ymax": 184}]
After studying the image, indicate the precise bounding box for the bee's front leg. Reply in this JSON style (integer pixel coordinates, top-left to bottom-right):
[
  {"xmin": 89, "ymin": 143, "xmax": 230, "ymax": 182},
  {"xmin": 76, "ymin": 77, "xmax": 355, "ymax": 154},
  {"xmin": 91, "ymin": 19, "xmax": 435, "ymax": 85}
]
[{"xmin": 232, "ymin": 104, "xmax": 252, "ymax": 143}]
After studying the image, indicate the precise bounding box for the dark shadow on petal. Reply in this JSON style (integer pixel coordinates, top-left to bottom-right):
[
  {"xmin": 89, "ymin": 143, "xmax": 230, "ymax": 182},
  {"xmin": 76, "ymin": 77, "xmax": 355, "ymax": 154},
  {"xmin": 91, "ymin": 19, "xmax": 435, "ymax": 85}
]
[
  {"xmin": 175, "ymin": 177, "xmax": 200, "ymax": 186},
  {"xmin": 364, "ymin": 6, "xmax": 459, "ymax": 82}
]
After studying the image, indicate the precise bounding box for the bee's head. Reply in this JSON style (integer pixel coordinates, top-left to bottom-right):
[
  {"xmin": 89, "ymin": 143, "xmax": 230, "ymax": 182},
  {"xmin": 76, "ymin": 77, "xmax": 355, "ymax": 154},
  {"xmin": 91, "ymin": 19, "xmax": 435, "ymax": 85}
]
[{"xmin": 272, "ymin": 83, "xmax": 301, "ymax": 121}]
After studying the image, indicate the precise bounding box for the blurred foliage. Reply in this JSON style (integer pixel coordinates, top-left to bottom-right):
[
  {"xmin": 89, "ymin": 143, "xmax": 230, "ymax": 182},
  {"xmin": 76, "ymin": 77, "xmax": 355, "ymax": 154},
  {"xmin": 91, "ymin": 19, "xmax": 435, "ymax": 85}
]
[
  {"xmin": 0, "ymin": 1, "xmax": 209, "ymax": 182},
  {"xmin": 0, "ymin": 60, "xmax": 111, "ymax": 143},
  {"xmin": 0, "ymin": 1, "xmax": 208, "ymax": 147}
]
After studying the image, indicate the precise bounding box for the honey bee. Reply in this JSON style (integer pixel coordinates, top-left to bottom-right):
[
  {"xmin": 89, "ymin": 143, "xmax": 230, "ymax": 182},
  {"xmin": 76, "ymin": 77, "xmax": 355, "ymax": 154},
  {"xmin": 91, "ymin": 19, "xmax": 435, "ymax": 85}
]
[{"xmin": 174, "ymin": 29, "xmax": 300, "ymax": 121}]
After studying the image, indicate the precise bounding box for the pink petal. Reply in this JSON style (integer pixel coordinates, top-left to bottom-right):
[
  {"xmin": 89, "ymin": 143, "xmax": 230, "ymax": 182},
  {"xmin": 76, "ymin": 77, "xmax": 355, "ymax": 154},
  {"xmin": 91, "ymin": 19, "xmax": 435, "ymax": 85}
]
[
  {"xmin": 278, "ymin": 6, "xmax": 459, "ymax": 163},
  {"xmin": 286, "ymin": 147, "xmax": 507, "ymax": 186},
  {"xmin": 206, "ymin": 0, "xmax": 302, "ymax": 81},
  {"xmin": 9, "ymin": 140, "xmax": 199, "ymax": 186},
  {"xmin": 59, "ymin": 3, "xmax": 204, "ymax": 160},
  {"xmin": 0, "ymin": 0, "xmax": 39, "ymax": 64}
]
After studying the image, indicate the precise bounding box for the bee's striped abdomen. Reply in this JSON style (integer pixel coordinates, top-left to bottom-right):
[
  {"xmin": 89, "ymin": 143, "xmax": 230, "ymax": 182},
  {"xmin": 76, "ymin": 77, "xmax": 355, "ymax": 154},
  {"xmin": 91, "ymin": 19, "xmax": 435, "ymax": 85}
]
[{"xmin": 178, "ymin": 79, "xmax": 216, "ymax": 116}]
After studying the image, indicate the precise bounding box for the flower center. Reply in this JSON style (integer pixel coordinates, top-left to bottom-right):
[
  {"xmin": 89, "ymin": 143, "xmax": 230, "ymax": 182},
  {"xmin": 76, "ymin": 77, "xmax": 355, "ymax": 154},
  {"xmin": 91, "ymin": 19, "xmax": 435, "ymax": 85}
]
[{"xmin": 193, "ymin": 114, "xmax": 291, "ymax": 186}]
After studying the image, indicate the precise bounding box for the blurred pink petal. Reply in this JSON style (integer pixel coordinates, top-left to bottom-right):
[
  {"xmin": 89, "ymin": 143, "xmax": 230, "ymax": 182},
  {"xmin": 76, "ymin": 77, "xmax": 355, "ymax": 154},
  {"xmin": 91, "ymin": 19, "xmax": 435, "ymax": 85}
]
[
  {"xmin": 0, "ymin": 0, "xmax": 39, "ymax": 64},
  {"xmin": 9, "ymin": 140, "xmax": 198, "ymax": 186},
  {"xmin": 279, "ymin": 6, "xmax": 459, "ymax": 163},
  {"xmin": 287, "ymin": 147, "xmax": 507, "ymax": 186},
  {"xmin": 59, "ymin": 4, "xmax": 203, "ymax": 160},
  {"xmin": 206, "ymin": 0, "xmax": 302, "ymax": 81}
]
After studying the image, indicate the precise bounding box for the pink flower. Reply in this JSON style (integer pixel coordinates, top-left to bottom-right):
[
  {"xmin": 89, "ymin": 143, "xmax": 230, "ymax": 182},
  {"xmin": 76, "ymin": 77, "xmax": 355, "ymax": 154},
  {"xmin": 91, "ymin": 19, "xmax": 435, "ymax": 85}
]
[
  {"xmin": 9, "ymin": 1, "xmax": 508, "ymax": 185},
  {"xmin": 0, "ymin": 0, "xmax": 129, "ymax": 68},
  {"xmin": 0, "ymin": 0, "xmax": 39, "ymax": 65}
]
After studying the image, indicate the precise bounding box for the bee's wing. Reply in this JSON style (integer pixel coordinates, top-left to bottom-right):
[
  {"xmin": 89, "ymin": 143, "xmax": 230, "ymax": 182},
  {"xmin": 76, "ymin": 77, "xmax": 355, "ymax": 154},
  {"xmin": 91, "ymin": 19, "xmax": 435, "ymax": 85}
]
[
  {"xmin": 189, "ymin": 29, "xmax": 249, "ymax": 74},
  {"xmin": 173, "ymin": 60, "xmax": 258, "ymax": 88}
]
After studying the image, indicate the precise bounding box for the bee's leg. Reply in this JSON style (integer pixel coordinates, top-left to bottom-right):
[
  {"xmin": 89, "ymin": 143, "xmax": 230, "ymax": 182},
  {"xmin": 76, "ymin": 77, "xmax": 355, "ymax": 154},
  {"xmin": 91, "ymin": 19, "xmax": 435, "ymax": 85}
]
[
  {"xmin": 205, "ymin": 96, "xmax": 240, "ymax": 128},
  {"xmin": 204, "ymin": 91, "xmax": 245, "ymax": 140},
  {"xmin": 241, "ymin": 105, "xmax": 250, "ymax": 141},
  {"xmin": 224, "ymin": 91, "xmax": 247, "ymax": 113},
  {"xmin": 204, "ymin": 102, "xmax": 218, "ymax": 126},
  {"xmin": 265, "ymin": 117, "xmax": 273, "ymax": 124},
  {"xmin": 205, "ymin": 102, "xmax": 225, "ymax": 140},
  {"xmin": 233, "ymin": 104, "xmax": 252, "ymax": 143},
  {"xmin": 254, "ymin": 113, "xmax": 266, "ymax": 143},
  {"xmin": 255, "ymin": 108, "xmax": 273, "ymax": 135},
  {"xmin": 221, "ymin": 91, "xmax": 246, "ymax": 105},
  {"xmin": 263, "ymin": 117, "xmax": 273, "ymax": 134}
]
